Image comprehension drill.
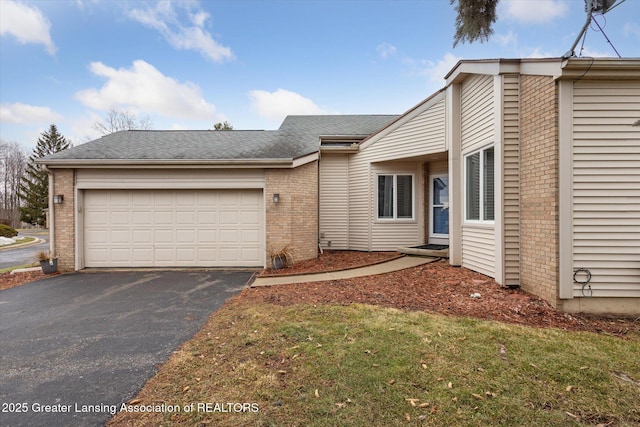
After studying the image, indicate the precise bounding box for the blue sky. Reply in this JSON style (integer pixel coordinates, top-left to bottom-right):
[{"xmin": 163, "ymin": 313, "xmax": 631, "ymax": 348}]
[{"xmin": 1, "ymin": 0, "xmax": 639, "ymax": 150}]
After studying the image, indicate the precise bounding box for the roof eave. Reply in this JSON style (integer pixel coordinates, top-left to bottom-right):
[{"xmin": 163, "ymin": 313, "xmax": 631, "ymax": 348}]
[{"xmin": 36, "ymin": 158, "xmax": 296, "ymax": 169}]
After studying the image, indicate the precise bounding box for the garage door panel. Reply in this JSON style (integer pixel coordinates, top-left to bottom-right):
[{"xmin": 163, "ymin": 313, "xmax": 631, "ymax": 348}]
[
  {"xmin": 197, "ymin": 211, "xmax": 217, "ymax": 225},
  {"xmin": 132, "ymin": 211, "xmax": 150, "ymax": 225},
  {"xmin": 198, "ymin": 230, "xmax": 217, "ymax": 243},
  {"xmin": 242, "ymin": 229, "xmax": 261, "ymax": 243},
  {"xmin": 219, "ymin": 211, "xmax": 239, "ymax": 224},
  {"xmin": 132, "ymin": 229, "xmax": 152, "ymax": 243},
  {"xmin": 133, "ymin": 248, "xmax": 153, "ymax": 262},
  {"xmin": 85, "ymin": 189, "xmax": 264, "ymax": 267},
  {"xmin": 111, "ymin": 230, "xmax": 131, "ymax": 244},
  {"xmin": 110, "ymin": 211, "xmax": 130, "ymax": 225},
  {"xmin": 197, "ymin": 248, "xmax": 218, "ymax": 262},
  {"xmin": 154, "ymin": 211, "xmax": 173, "ymax": 224},
  {"xmin": 86, "ymin": 210, "xmax": 108, "ymax": 225},
  {"xmin": 176, "ymin": 211, "xmax": 195, "ymax": 224},
  {"xmin": 154, "ymin": 229, "xmax": 173, "ymax": 243},
  {"xmin": 241, "ymin": 210, "xmax": 260, "ymax": 224},
  {"xmin": 154, "ymin": 193, "xmax": 173, "ymax": 206},
  {"xmin": 220, "ymin": 229, "xmax": 239, "ymax": 243},
  {"xmin": 110, "ymin": 248, "xmax": 131, "ymax": 263},
  {"xmin": 86, "ymin": 230, "xmax": 108, "ymax": 244},
  {"xmin": 177, "ymin": 229, "xmax": 195, "ymax": 243},
  {"xmin": 176, "ymin": 248, "xmax": 195, "ymax": 261}
]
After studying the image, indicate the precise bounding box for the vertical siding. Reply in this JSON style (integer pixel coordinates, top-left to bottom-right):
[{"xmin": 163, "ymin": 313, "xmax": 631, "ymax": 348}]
[
  {"xmin": 319, "ymin": 154, "xmax": 349, "ymax": 249},
  {"xmin": 503, "ymin": 74, "xmax": 521, "ymax": 284},
  {"xmin": 572, "ymin": 80, "xmax": 640, "ymax": 296},
  {"xmin": 460, "ymin": 74, "xmax": 496, "ymax": 277}
]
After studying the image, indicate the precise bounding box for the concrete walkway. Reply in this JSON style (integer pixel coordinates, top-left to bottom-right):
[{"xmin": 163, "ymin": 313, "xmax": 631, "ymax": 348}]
[{"xmin": 251, "ymin": 255, "xmax": 439, "ymax": 286}]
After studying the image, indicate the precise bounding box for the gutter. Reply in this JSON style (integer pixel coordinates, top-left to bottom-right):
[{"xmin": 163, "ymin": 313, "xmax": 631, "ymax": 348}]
[{"xmin": 35, "ymin": 158, "xmax": 297, "ymax": 169}]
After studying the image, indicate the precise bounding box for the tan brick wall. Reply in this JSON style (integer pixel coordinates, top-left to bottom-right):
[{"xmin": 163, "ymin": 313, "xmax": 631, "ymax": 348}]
[
  {"xmin": 519, "ymin": 75, "xmax": 560, "ymax": 307},
  {"xmin": 265, "ymin": 161, "xmax": 319, "ymax": 264},
  {"xmin": 52, "ymin": 169, "xmax": 75, "ymax": 271}
]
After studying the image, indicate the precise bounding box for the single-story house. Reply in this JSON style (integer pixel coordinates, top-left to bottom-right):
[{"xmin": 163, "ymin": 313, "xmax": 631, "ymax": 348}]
[{"xmin": 39, "ymin": 57, "xmax": 639, "ymax": 314}]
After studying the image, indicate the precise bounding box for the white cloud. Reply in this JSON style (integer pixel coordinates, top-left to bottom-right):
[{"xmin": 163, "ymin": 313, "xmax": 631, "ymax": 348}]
[
  {"xmin": 376, "ymin": 42, "xmax": 397, "ymax": 60},
  {"xmin": 494, "ymin": 31, "xmax": 518, "ymax": 47},
  {"xmin": 524, "ymin": 47, "xmax": 556, "ymax": 58},
  {"xmin": 624, "ymin": 22, "xmax": 640, "ymax": 38},
  {"xmin": 75, "ymin": 60, "xmax": 218, "ymax": 121},
  {"xmin": 421, "ymin": 53, "xmax": 462, "ymax": 86},
  {"xmin": 128, "ymin": 1, "xmax": 233, "ymax": 62},
  {"xmin": 0, "ymin": 0, "xmax": 56, "ymax": 54},
  {"xmin": 0, "ymin": 102, "xmax": 62, "ymax": 125},
  {"xmin": 248, "ymin": 89, "xmax": 329, "ymax": 122},
  {"xmin": 502, "ymin": 0, "xmax": 568, "ymax": 24}
]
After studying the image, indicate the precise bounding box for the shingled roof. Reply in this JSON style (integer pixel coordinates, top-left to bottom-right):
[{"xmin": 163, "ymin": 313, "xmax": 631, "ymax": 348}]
[{"xmin": 39, "ymin": 115, "xmax": 398, "ymax": 166}]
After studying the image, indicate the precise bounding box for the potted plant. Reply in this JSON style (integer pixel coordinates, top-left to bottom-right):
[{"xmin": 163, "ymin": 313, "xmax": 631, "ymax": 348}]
[
  {"xmin": 36, "ymin": 251, "xmax": 58, "ymax": 274},
  {"xmin": 267, "ymin": 245, "xmax": 293, "ymax": 270}
]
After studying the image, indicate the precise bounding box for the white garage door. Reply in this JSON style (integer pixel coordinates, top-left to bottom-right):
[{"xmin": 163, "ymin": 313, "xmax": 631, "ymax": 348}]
[{"xmin": 84, "ymin": 189, "xmax": 264, "ymax": 267}]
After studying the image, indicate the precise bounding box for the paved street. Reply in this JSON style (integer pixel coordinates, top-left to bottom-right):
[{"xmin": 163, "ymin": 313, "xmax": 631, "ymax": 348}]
[{"xmin": 0, "ymin": 230, "xmax": 49, "ymax": 269}]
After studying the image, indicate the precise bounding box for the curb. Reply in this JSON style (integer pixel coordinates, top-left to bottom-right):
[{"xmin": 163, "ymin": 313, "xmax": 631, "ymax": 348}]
[
  {"xmin": 0, "ymin": 237, "xmax": 45, "ymax": 252},
  {"xmin": 10, "ymin": 267, "xmax": 42, "ymax": 274}
]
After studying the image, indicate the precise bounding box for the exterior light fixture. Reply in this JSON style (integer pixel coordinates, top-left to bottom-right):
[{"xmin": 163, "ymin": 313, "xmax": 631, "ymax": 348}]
[
  {"xmin": 53, "ymin": 195, "xmax": 64, "ymax": 204},
  {"xmin": 273, "ymin": 193, "xmax": 280, "ymax": 204}
]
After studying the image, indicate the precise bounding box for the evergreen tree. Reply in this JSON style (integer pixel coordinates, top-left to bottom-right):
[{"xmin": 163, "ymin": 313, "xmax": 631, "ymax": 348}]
[
  {"xmin": 19, "ymin": 124, "xmax": 70, "ymax": 226},
  {"xmin": 451, "ymin": 0, "xmax": 498, "ymax": 47}
]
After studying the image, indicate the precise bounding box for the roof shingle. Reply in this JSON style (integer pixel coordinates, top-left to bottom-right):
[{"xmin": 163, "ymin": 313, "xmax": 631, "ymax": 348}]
[{"xmin": 40, "ymin": 115, "xmax": 399, "ymax": 164}]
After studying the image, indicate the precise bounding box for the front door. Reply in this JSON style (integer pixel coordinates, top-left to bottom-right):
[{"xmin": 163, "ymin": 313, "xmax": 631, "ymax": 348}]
[{"xmin": 429, "ymin": 174, "xmax": 449, "ymax": 244}]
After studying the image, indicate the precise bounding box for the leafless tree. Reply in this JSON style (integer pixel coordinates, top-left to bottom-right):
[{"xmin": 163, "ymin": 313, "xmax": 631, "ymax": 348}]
[
  {"xmin": 93, "ymin": 109, "xmax": 153, "ymax": 135},
  {"xmin": 0, "ymin": 140, "xmax": 27, "ymax": 227}
]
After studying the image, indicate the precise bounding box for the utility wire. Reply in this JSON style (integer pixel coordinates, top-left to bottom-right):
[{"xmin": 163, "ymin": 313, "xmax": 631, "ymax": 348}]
[{"xmin": 591, "ymin": 14, "xmax": 622, "ymax": 57}]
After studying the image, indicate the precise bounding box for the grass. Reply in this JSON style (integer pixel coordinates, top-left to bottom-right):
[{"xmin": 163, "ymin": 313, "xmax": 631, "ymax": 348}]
[
  {"xmin": 0, "ymin": 262, "xmax": 39, "ymax": 274},
  {"xmin": 108, "ymin": 301, "xmax": 640, "ymax": 426}
]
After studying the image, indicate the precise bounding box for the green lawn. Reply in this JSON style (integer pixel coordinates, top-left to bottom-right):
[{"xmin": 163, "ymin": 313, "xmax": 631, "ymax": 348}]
[{"xmin": 109, "ymin": 301, "xmax": 640, "ymax": 426}]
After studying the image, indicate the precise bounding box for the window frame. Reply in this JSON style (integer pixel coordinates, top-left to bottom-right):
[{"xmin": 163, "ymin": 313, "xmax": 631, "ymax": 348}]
[
  {"xmin": 463, "ymin": 145, "xmax": 495, "ymax": 224},
  {"xmin": 376, "ymin": 173, "xmax": 415, "ymax": 221}
]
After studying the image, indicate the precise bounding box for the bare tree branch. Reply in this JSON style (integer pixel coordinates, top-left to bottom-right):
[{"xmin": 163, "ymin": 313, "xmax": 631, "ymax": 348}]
[{"xmin": 93, "ymin": 110, "xmax": 154, "ymax": 135}]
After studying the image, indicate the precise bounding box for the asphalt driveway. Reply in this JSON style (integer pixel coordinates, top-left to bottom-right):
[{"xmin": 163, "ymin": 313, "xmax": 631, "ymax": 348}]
[{"xmin": 0, "ymin": 270, "xmax": 254, "ymax": 427}]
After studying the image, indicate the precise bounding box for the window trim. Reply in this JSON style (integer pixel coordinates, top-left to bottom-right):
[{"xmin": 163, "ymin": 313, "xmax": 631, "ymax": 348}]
[
  {"xmin": 463, "ymin": 145, "xmax": 495, "ymax": 224},
  {"xmin": 376, "ymin": 173, "xmax": 415, "ymax": 221}
]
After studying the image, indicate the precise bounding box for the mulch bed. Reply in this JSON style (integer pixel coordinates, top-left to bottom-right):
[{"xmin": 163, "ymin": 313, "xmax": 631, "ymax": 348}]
[
  {"xmin": 0, "ymin": 270, "xmax": 57, "ymax": 291},
  {"xmin": 242, "ymin": 253, "xmax": 640, "ymax": 338}
]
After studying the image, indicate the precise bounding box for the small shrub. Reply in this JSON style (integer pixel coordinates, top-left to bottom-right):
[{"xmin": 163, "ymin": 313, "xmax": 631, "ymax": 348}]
[
  {"xmin": 35, "ymin": 251, "xmax": 54, "ymax": 262},
  {"xmin": 0, "ymin": 224, "xmax": 18, "ymax": 238}
]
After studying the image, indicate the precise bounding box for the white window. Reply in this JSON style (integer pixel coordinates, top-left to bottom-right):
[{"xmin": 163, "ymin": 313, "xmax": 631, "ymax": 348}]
[
  {"xmin": 377, "ymin": 174, "xmax": 414, "ymax": 220},
  {"xmin": 465, "ymin": 146, "xmax": 494, "ymax": 222}
]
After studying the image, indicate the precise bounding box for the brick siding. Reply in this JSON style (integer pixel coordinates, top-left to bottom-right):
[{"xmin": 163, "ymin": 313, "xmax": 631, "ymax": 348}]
[
  {"xmin": 265, "ymin": 161, "xmax": 319, "ymax": 264},
  {"xmin": 519, "ymin": 75, "xmax": 560, "ymax": 307},
  {"xmin": 52, "ymin": 169, "xmax": 75, "ymax": 271}
]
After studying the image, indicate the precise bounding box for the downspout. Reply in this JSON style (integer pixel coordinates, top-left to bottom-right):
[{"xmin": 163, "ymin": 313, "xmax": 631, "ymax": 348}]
[
  {"xmin": 317, "ymin": 148, "xmax": 323, "ymax": 254},
  {"xmin": 42, "ymin": 165, "xmax": 55, "ymax": 257}
]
